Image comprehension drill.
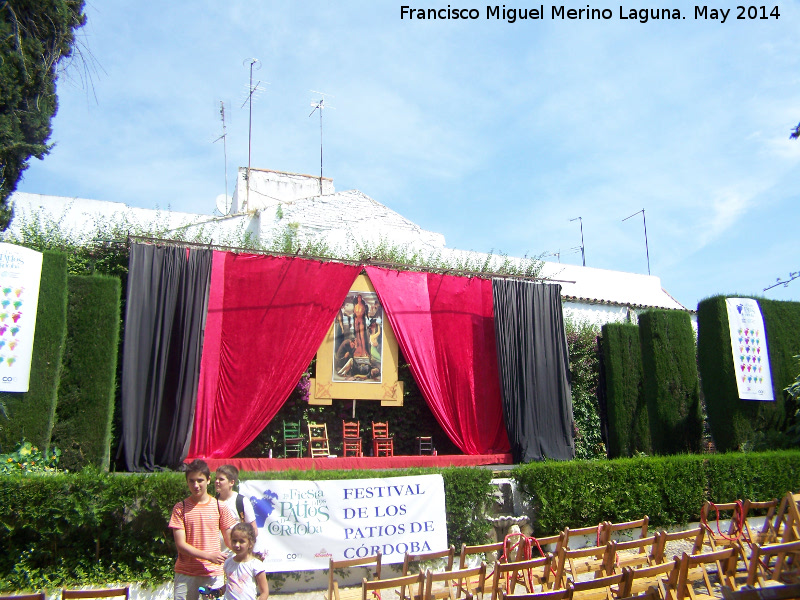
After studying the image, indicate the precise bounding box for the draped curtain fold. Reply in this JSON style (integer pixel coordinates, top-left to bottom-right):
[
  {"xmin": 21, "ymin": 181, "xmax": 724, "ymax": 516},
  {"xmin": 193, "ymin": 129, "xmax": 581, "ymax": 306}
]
[
  {"xmin": 492, "ymin": 279, "xmax": 574, "ymax": 463},
  {"xmin": 188, "ymin": 252, "xmax": 360, "ymax": 459},
  {"xmin": 366, "ymin": 266, "xmax": 510, "ymax": 455},
  {"xmin": 120, "ymin": 243, "xmax": 213, "ymax": 471}
]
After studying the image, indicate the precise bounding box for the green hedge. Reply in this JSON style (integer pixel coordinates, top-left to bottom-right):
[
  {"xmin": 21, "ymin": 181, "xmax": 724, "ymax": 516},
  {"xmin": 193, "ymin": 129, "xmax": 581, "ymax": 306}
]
[
  {"xmin": 638, "ymin": 310, "xmax": 702, "ymax": 455},
  {"xmin": 0, "ymin": 466, "xmax": 492, "ymax": 592},
  {"xmin": 50, "ymin": 275, "xmax": 121, "ymax": 471},
  {"xmin": 513, "ymin": 450, "xmax": 800, "ymax": 535},
  {"xmin": 602, "ymin": 323, "xmax": 650, "ymax": 458},
  {"xmin": 697, "ymin": 296, "xmax": 792, "ymax": 452},
  {"xmin": 0, "ymin": 251, "xmax": 68, "ymax": 452}
]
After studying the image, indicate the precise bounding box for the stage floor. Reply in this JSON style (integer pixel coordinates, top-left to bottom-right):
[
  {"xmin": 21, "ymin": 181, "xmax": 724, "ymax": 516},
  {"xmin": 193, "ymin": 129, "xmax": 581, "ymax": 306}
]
[{"xmin": 201, "ymin": 453, "xmax": 513, "ymax": 471}]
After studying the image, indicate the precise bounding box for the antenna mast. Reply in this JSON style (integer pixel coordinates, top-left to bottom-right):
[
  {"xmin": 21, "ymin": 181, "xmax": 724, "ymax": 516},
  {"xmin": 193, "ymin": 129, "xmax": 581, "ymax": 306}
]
[
  {"xmin": 212, "ymin": 100, "xmax": 230, "ymax": 214},
  {"xmin": 309, "ymin": 90, "xmax": 334, "ymax": 196},
  {"xmin": 622, "ymin": 209, "xmax": 651, "ymax": 275},
  {"xmin": 241, "ymin": 58, "xmax": 264, "ymax": 211},
  {"xmin": 569, "ymin": 217, "xmax": 586, "ymax": 267}
]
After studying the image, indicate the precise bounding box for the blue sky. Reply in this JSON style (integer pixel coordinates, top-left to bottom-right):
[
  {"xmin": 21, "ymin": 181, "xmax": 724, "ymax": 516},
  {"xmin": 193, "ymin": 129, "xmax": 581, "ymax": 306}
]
[{"xmin": 16, "ymin": 1, "xmax": 800, "ymax": 310}]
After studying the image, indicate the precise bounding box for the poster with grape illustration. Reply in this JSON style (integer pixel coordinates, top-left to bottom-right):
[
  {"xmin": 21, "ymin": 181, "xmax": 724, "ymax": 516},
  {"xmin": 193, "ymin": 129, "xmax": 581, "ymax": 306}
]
[
  {"xmin": 725, "ymin": 298, "xmax": 774, "ymax": 401},
  {"xmin": 0, "ymin": 244, "xmax": 43, "ymax": 392}
]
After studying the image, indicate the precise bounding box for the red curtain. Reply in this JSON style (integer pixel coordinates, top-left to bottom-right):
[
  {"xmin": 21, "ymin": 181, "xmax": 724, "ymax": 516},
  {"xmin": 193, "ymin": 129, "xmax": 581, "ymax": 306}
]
[
  {"xmin": 188, "ymin": 252, "xmax": 360, "ymax": 459},
  {"xmin": 366, "ymin": 267, "xmax": 510, "ymax": 454}
]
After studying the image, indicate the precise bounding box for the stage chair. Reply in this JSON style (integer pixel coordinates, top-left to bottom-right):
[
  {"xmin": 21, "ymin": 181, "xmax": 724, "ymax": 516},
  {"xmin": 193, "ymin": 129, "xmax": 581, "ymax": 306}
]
[
  {"xmin": 343, "ymin": 420, "xmax": 363, "ymax": 457},
  {"xmin": 372, "ymin": 421, "xmax": 394, "ymax": 457},
  {"xmin": 417, "ymin": 436, "xmax": 434, "ymax": 455},
  {"xmin": 566, "ymin": 572, "xmax": 626, "ymax": 600},
  {"xmin": 489, "ymin": 554, "xmax": 554, "ymax": 600},
  {"xmin": 62, "ymin": 589, "xmax": 129, "ymax": 600},
  {"xmin": 362, "ymin": 572, "xmax": 425, "ymax": 600},
  {"xmin": 424, "ymin": 563, "xmax": 487, "ymax": 600},
  {"xmin": 327, "ymin": 552, "xmax": 382, "ymax": 600},
  {"xmin": 283, "ymin": 420, "xmax": 304, "ymax": 457},
  {"xmin": 746, "ymin": 539, "xmax": 800, "ymax": 587},
  {"xmin": 308, "ymin": 422, "xmax": 331, "ymax": 458}
]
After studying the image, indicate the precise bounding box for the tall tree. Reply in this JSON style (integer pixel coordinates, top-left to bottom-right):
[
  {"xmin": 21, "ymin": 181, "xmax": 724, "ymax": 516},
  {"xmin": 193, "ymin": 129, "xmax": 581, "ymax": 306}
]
[{"xmin": 0, "ymin": 0, "xmax": 86, "ymax": 229}]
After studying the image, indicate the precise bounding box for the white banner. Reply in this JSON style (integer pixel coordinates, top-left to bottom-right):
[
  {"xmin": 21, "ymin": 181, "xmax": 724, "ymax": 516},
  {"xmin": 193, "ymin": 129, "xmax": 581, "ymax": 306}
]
[
  {"xmin": 0, "ymin": 244, "xmax": 43, "ymax": 393},
  {"xmin": 725, "ymin": 298, "xmax": 774, "ymax": 401},
  {"xmin": 240, "ymin": 474, "xmax": 448, "ymax": 572}
]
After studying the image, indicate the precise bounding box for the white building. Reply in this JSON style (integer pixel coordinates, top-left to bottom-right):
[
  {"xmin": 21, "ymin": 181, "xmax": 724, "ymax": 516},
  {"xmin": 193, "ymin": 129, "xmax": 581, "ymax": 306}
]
[{"xmin": 8, "ymin": 167, "xmax": 691, "ymax": 326}]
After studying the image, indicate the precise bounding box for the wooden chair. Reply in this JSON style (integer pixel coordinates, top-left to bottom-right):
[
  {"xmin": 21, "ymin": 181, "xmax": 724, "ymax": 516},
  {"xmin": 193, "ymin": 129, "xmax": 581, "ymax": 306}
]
[
  {"xmin": 566, "ymin": 572, "xmax": 626, "ymax": 600},
  {"xmin": 618, "ymin": 558, "xmax": 679, "ymax": 597},
  {"xmin": 502, "ymin": 591, "xmax": 571, "ymax": 600},
  {"xmin": 600, "ymin": 517, "xmax": 649, "ymax": 546},
  {"xmin": 459, "ymin": 541, "xmax": 505, "ymax": 569},
  {"xmin": 363, "ymin": 572, "xmax": 425, "ymax": 600},
  {"xmin": 402, "ymin": 546, "xmax": 455, "ymax": 599},
  {"xmin": 721, "ymin": 583, "xmax": 800, "ymax": 600},
  {"xmin": 528, "ymin": 532, "xmax": 567, "ymax": 575},
  {"xmin": 742, "ymin": 499, "xmax": 781, "ymax": 546},
  {"xmin": 563, "ymin": 524, "xmax": 606, "ymax": 550},
  {"xmin": 663, "ymin": 547, "xmax": 741, "ymax": 600},
  {"xmin": 651, "ymin": 527, "xmax": 707, "ymax": 564},
  {"xmin": 308, "ymin": 422, "xmax": 331, "ymax": 458},
  {"xmin": 701, "ymin": 500, "xmax": 747, "ymax": 550},
  {"xmin": 490, "ymin": 555, "xmax": 554, "ymax": 600},
  {"xmin": 616, "ymin": 586, "xmax": 661, "ymax": 600},
  {"xmin": 62, "ymin": 590, "xmax": 129, "ymax": 600},
  {"xmin": 554, "ymin": 545, "xmax": 610, "ymax": 590},
  {"xmin": 0, "ymin": 595, "xmax": 46, "ymax": 600},
  {"xmin": 424, "ymin": 563, "xmax": 488, "ymax": 600},
  {"xmin": 283, "ymin": 420, "xmax": 304, "ymax": 457},
  {"xmin": 746, "ymin": 540, "xmax": 800, "ymax": 587},
  {"xmin": 343, "ymin": 420, "xmax": 363, "ymax": 457},
  {"xmin": 327, "ymin": 553, "xmax": 382, "ymax": 600},
  {"xmin": 771, "ymin": 493, "xmax": 800, "ymax": 543},
  {"xmin": 417, "ymin": 436, "xmax": 434, "ymax": 455},
  {"xmin": 603, "ymin": 535, "xmax": 658, "ymax": 573},
  {"xmin": 372, "ymin": 421, "xmax": 394, "ymax": 457}
]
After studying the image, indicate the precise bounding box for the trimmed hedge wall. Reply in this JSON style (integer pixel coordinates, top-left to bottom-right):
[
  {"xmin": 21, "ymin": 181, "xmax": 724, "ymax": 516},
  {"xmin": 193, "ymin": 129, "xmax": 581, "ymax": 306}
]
[
  {"xmin": 513, "ymin": 450, "xmax": 800, "ymax": 535},
  {"xmin": 51, "ymin": 275, "xmax": 122, "ymax": 471},
  {"xmin": 602, "ymin": 323, "xmax": 650, "ymax": 458},
  {"xmin": 0, "ymin": 466, "xmax": 492, "ymax": 592},
  {"xmin": 0, "ymin": 251, "xmax": 68, "ymax": 452},
  {"xmin": 697, "ymin": 296, "xmax": 794, "ymax": 452},
  {"xmin": 639, "ymin": 310, "xmax": 702, "ymax": 455}
]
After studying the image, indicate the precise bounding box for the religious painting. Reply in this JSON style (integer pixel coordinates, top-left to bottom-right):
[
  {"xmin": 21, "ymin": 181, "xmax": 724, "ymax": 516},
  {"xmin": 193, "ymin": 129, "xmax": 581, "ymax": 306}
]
[
  {"xmin": 332, "ymin": 291, "xmax": 383, "ymax": 383},
  {"xmin": 309, "ymin": 273, "xmax": 402, "ymax": 406}
]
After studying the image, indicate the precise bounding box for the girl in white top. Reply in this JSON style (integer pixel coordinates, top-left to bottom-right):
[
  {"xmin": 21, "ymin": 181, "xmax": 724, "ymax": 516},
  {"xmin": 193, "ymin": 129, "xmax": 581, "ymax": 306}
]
[
  {"xmin": 214, "ymin": 465, "xmax": 257, "ymax": 554},
  {"xmin": 223, "ymin": 523, "xmax": 268, "ymax": 600}
]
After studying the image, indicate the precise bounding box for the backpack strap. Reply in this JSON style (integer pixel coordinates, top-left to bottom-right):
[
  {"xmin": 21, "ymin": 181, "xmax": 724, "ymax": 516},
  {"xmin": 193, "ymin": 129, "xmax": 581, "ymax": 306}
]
[{"xmin": 236, "ymin": 493, "xmax": 245, "ymax": 522}]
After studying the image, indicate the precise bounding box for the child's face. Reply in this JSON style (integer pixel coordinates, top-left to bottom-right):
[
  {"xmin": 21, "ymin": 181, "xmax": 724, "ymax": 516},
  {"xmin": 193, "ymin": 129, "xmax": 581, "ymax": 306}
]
[
  {"xmin": 215, "ymin": 474, "xmax": 235, "ymax": 497},
  {"xmin": 231, "ymin": 530, "xmax": 252, "ymax": 557},
  {"xmin": 186, "ymin": 471, "xmax": 209, "ymax": 500}
]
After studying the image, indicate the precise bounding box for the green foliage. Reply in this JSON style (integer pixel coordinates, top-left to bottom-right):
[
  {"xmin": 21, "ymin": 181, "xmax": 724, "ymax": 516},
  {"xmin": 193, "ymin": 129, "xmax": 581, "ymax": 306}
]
[
  {"xmin": 602, "ymin": 323, "xmax": 651, "ymax": 458},
  {"xmin": 697, "ymin": 296, "xmax": 787, "ymax": 452},
  {"xmin": 0, "ymin": 250, "xmax": 67, "ymax": 452},
  {"xmin": 513, "ymin": 450, "xmax": 800, "ymax": 535},
  {"xmin": 0, "ymin": 1, "xmax": 87, "ymax": 225},
  {"xmin": 51, "ymin": 275, "xmax": 121, "ymax": 471},
  {"xmin": 565, "ymin": 319, "xmax": 605, "ymax": 460},
  {"xmin": 638, "ymin": 310, "xmax": 702, "ymax": 455},
  {"xmin": 0, "ymin": 467, "xmax": 493, "ymax": 592},
  {"xmin": 0, "ymin": 439, "xmax": 60, "ymax": 474}
]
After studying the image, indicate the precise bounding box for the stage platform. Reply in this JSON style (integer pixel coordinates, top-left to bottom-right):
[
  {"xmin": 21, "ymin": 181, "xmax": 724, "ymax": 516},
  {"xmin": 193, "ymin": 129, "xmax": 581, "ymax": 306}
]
[{"xmin": 200, "ymin": 453, "xmax": 513, "ymax": 472}]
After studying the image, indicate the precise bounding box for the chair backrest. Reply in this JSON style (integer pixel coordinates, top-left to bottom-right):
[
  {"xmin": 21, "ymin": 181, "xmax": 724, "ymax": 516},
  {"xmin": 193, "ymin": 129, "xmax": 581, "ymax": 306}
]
[
  {"xmin": 746, "ymin": 539, "xmax": 800, "ymax": 586},
  {"xmin": 425, "ymin": 563, "xmax": 487, "ymax": 600},
  {"xmin": 283, "ymin": 420, "xmax": 302, "ymax": 438},
  {"xmin": 0, "ymin": 594, "xmax": 46, "ymax": 600},
  {"xmin": 651, "ymin": 527, "xmax": 706, "ymax": 564},
  {"xmin": 672, "ymin": 547, "xmax": 740, "ymax": 600},
  {"xmin": 459, "ymin": 541, "xmax": 505, "ymax": 569},
  {"xmin": 600, "ymin": 517, "xmax": 649, "ymax": 545},
  {"xmin": 563, "ymin": 524, "xmax": 605, "ymax": 549},
  {"xmin": 343, "ymin": 420, "xmax": 361, "ymax": 439},
  {"xmin": 701, "ymin": 500, "xmax": 745, "ymax": 548},
  {"xmin": 554, "ymin": 545, "xmax": 609, "ymax": 589},
  {"xmin": 403, "ymin": 545, "xmax": 456, "ymax": 575},
  {"xmin": 502, "ymin": 590, "xmax": 571, "ymax": 600},
  {"xmin": 742, "ymin": 498, "xmax": 780, "ymax": 546},
  {"xmin": 362, "ymin": 572, "xmax": 425, "ymax": 600},
  {"xmin": 490, "ymin": 554, "xmax": 553, "ymax": 600},
  {"xmin": 615, "ymin": 586, "xmax": 660, "ymax": 600},
  {"xmin": 372, "ymin": 421, "xmax": 390, "ymax": 439},
  {"xmin": 618, "ymin": 558, "xmax": 679, "ymax": 597},
  {"xmin": 62, "ymin": 590, "xmax": 129, "ymax": 600},
  {"xmin": 566, "ymin": 572, "xmax": 626, "ymax": 600},
  {"xmin": 604, "ymin": 535, "xmax": 658, "ymax": 573},
  {"xmin": 329, "ymin": 553, "xmax": 382, "ymax": 600}
]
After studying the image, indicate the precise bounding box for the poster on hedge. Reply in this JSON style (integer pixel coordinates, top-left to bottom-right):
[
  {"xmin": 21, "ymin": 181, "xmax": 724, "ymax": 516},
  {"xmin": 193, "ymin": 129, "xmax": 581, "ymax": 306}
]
[
  {"xmin": 725, "ymin": 298, "xmax": 774, "ymax": 401},
  {"xmin": 239, "ymin": 474, "xmax": 447, "ymax": 572},
  {"xmin": 0, "ymin": 244, "xmax": 43, "ymax": 393}
]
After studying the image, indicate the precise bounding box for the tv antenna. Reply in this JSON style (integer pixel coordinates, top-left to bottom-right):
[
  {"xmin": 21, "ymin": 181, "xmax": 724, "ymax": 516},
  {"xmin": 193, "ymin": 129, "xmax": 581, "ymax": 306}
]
[
  {"xmin": 309, "ymin": 90, "xmax": 335, "ymax": 195},
  {"xmin": 212, "ymin": 100, "xmax": 231, "ymax": 215},
  {"xmin": 569, "ymin": 217, "xmax": 586, "ymax": 266},
  {"xmin": 241, "ymin": 58, "xmax": 268, "ymax": 211},
  {"xmin": 622, "ymin": 209, "xmax": 650, "ymax": 275}
]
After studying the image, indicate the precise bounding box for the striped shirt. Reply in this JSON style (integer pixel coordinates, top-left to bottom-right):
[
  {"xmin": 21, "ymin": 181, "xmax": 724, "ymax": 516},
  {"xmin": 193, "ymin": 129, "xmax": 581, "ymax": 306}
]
[{"xmin": 169, "ymin": 496, "xmax": 237, "ymax": 576}]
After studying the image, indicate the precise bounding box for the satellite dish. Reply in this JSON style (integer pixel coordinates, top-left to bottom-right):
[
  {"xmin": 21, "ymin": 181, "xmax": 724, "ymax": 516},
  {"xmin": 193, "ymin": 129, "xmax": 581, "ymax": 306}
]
[{"xmin": 215, "ymin": 193, "xmax": 232, "ymax": 216}]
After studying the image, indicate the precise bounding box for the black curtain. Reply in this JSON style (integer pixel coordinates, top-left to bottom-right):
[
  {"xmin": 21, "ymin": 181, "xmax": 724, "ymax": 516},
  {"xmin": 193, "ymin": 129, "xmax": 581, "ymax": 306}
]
[
  {"xmin": 492, "ymin": 279, "xmax": 575, "ymax": 462},
  {"xmin": 120, "ymin": 243, "xmax": 213, "ymax": 471}
]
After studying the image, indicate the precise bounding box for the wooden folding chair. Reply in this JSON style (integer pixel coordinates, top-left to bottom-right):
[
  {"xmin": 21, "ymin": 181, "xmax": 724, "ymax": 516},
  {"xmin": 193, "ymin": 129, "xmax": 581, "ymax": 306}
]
[
  {"xmin": 459, "ymin": 541, "xmax": 506, "ymax": 569},
  {"xmin": 0, "ymin": 594, "xmax": 46, "ymax": 600},
  {"xmin": 651, "ymin": 528, "xmax": 707, "ymax": 564},
  {"xmin": 425, "ymin": 563, "xmax": 488, "ymax": 600},
  {"xmin": 600, "ymin": 517, "xmax": 649, "ymax": 546},
  {"xmin": 343, "ymin": 420, "xmax": 363, "ymax": 457},
  {"xmin": 566, "ymin": 572, "xmax": 626, "ymax": 600},
  {"xmin": 663, "ymin": 547, "xmax": 741, "ymax": 600},
  {"xmin": 327, "ymin": 553, "xmax": 382, "ymax": 600},
  {"xmin": 554, "ymin": 545, "xmax": 610, "ymax": 590},
  {"xmin": 701, "ymin": 501, "xmax": 747, "ymax": 550},
  {"xmin": 564, "ymin": 524, "xmax": 607, "ymax": 550},
  {"xmin": 490, "ymin": 555, "xmax": 554, "ymax": 600},
  {"xmin": 618, "ymin": 558, "xmax": 679, "ymax": 597},
  {"xmin": 776, "ymin": 493, "xmax": 800, "ymax": 543},
  {"xmin": 742, "ymin": 499, "xmax": 781, "ymax": 546},
  {"xmin": 616, "ymin": 586, "xmax": 661, "ymax": 600},
  {"xmin": 62, "ymin": 589, "xmax": 129, "ymax": 600},
  {"xmin": 363, "ymin": 572, "xmax": 425, "ymax": 600},
  {"xmin": 527, "ymin": 533, "xmax": 566, "ymax": 577},
  {"xmin": 746, "ymin": 540, "xmax": 800, "ymax": 587},
  {"xmin": 309, "ymin": 422, "xmax": 331, "ymax": 458},
  {"xmin": 502, "ymin": 590, "xmax": 571, "ymax": 600},
  {"xmin": 721, "ymin": 583, "xmax": 800, "ymax": 600},
  {"xmin": 403, "ymin": 546, "xmax": 456, "ymax": 598},
  {"xmin": 603, "ymin": 535, "xmax": 658, "ymax": 573}
]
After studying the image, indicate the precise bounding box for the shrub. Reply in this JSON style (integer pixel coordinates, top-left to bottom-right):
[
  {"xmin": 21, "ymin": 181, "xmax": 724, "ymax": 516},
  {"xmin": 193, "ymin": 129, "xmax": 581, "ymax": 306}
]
[
  {"xmin": 565, "ymin": 319, "xmax": 605, "ymax": 460},
  {"xmin": 0, "ymin": 440, "xmax": 60, "ymax": 475}
]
